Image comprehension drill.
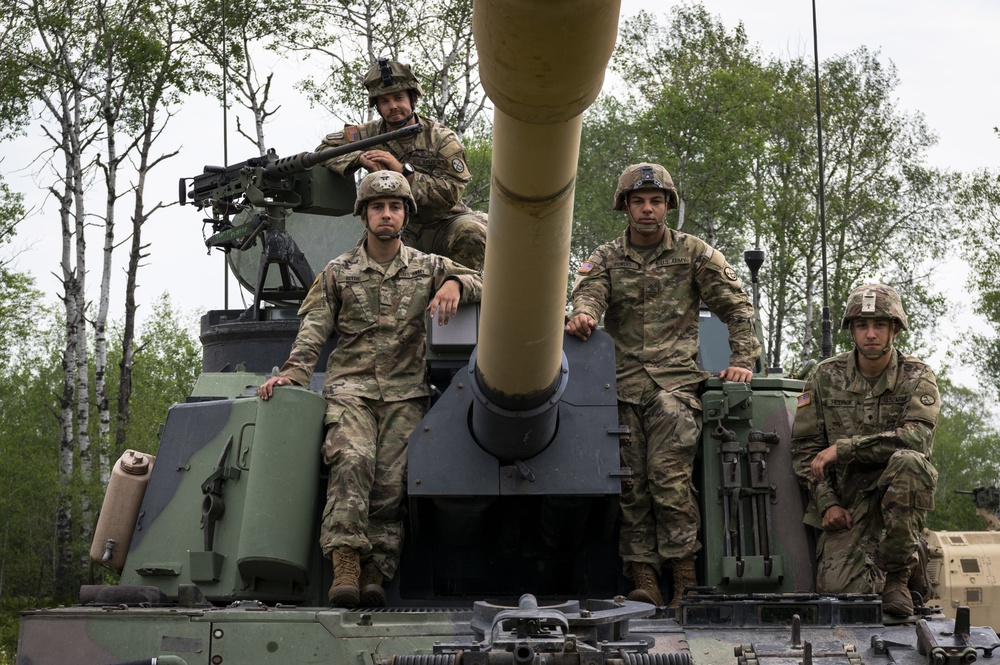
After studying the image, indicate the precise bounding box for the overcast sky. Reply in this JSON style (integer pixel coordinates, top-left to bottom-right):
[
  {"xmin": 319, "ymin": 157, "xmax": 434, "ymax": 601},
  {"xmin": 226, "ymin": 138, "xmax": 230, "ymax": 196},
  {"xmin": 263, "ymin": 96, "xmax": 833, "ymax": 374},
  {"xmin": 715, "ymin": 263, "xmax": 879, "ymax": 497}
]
[{"xmin": 3, "ymin": 0, "xmax": 997, "ymax": 380}]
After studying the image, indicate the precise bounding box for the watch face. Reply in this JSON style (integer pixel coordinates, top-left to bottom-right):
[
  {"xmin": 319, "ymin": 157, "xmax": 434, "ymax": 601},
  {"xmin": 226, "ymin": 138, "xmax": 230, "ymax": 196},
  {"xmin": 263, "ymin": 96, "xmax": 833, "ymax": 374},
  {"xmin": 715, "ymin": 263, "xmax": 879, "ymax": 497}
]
[{"xmin": 402, "ymin": 164, "xmax": 414, "ymax": 177}]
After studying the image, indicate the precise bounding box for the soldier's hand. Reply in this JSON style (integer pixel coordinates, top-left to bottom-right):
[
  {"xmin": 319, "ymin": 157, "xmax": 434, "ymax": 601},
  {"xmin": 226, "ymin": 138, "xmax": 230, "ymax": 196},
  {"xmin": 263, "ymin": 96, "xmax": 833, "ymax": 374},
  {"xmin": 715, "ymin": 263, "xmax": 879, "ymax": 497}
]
[
  {"xmin": 258, "ymin": 376, "xmax": 294, "ymax": 401},
  {"xmin": 822, "ymin": 505, "xmax": 852, "ymax": 531},
  {"xmin": 428, "ymin": 280, "xmax": 461, "ymax": 325},
  {"xmin": 810, "ymin": 443, "xmax": 839, "ymax": 482},
  {"xmin": 361, "ymin": 149, "xmax": 401, "ymax": 173},
  {"xmin": 565, "ymin": 313, "xmax": 597, "ymax": 341},
  {"xmin": 719, "ymin": 366, "xmax": 753, "ymax": 382}
]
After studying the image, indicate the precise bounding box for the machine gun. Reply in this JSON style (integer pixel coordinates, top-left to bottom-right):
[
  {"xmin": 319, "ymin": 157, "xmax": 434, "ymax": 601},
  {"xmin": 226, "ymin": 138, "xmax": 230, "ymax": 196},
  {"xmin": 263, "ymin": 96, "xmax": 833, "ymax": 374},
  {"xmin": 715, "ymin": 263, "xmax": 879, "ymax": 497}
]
[
  {"xmin": 956, "ymin": 486, "xmax": 1000, "ymax": 531},
  {"xmin": 178, "ymin": 123, "xmax": 423, "ymax": 319}
]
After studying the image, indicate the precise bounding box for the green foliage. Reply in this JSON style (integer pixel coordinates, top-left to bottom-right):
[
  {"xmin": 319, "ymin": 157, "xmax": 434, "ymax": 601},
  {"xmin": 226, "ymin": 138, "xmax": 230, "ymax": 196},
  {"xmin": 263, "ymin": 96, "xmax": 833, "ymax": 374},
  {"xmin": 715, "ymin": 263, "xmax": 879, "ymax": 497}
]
[
  {"xmin": 926, "ymin": 379, "xmax": 1000, "ymax": 532},
  {"xmin": 0, "ymin": 288, "xmax": 200, "ymax": 605},
  {"xmin": 0, "ymin": 295, "xmax": 63, "ymax": 601},
  {"xmin": 572, "ymin": 6, "xmax": 952, "ymax": 374},
  {"xmin": 462, "ymin": 125, "xmax": 492, "ymax": 212},
  {"xmin": 108, "ymin": 293, "xmax": 202, "ymax": 457},
  {"xmin": 955, "ymin": 137, "xmax": 1000, "ymax": 403}
]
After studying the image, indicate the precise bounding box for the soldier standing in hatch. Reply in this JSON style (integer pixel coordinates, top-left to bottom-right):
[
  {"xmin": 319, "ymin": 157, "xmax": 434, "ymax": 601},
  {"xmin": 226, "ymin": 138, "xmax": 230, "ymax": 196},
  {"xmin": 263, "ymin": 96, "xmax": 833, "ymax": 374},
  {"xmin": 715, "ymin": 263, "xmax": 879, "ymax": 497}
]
[
  {"xmin": 792, "ymin": 284, "xmax": 939, "ymax": 617},
  {"xmin": 566, "ymin": 162, "xmax": 760, "ymax": 611},
  {"xmin": 316, "ymin": 57, "xmax": 487, "ymax": 271},
  {"xmin": 258, "ymin": 171, "xmax": 483, "ymax": 608}
]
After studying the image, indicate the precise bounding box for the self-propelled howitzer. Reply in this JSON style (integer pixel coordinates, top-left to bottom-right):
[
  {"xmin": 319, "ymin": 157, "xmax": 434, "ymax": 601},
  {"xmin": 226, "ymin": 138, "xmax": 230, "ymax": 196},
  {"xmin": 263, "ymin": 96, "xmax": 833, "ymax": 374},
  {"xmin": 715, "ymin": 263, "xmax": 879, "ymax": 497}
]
[{"xmin": 16, "ymin": 0, "xmax": 1000, "ymax": 663}]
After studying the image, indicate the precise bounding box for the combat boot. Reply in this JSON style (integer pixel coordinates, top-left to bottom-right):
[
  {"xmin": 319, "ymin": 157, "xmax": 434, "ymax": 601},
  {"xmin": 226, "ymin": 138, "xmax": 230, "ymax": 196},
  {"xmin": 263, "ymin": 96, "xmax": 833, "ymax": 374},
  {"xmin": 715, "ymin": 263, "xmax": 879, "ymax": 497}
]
[
  {"xmin": 627, "ymin": 563, "xmax": 664, "ymax": 606},
  {"xmin": 359, "ymin": 561, "xmax": 387, "ymax": 607},
  {"xmin": 882, "ymin": 568, "xmax": 914, "ymax": 617},
  {"xmin": 668, "ymin": 557, "xmax": 698, "ymax": 611},
  {"xmin": 329, "ymin": 546, "xmax": 360, "ymax": 607}
]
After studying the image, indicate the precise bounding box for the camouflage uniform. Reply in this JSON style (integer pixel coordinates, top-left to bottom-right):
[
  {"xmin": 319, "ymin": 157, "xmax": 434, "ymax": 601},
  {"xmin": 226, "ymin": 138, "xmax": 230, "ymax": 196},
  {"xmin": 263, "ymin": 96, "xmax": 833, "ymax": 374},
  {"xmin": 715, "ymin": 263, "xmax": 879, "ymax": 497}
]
[
  {"xmin": 791, "ymin": 348, "xmax": 939, "ymax": 594},
  {"xmin": 277, "ymin": 243, "xmax": 483, "ymax": 578},
  {"xmin": 569, "ymin": 227, "xmax": 760, "ymax": 570},
  {"xmin": 317, "ymin": 115, "xmax": 487, "ymax": 270}
]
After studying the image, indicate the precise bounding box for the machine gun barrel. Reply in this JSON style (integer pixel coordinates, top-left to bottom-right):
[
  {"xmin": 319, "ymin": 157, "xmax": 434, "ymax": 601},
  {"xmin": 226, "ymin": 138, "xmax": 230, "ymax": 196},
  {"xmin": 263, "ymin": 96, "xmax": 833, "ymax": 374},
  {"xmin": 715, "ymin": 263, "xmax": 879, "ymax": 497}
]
[
  {"xmin": 263, "ymin": 123, "xmax": 423, "ymax": 176},
  {"xmin": 180, "ymin": 124, "xmax": 423, "ymax": 208}
]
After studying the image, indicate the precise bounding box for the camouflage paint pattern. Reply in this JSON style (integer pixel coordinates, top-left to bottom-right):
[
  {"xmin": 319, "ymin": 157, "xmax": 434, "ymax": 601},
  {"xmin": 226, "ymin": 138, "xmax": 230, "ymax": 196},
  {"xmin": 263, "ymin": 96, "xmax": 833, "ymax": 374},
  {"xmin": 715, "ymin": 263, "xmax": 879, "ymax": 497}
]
[
  {"xmin": 570, "ymin": 227, "xmax": 759, "ymax": 571},
  {"xmin": 569, "ymin": 227, "xmax": 760, "ymax": 399},
  {"xmin": 318, "ymin": 115, "xmax": 487, "ymax": 269},
  {"xmin": 320, "ymin": 395, "xmax": 426, "ymax": 578},
  {"xmin": 792, "ymin": 348, "xmax": 940, "ymax": 592},
  {"xmin": 618, "ymin": 379, "xmax": 703, "ymax": 570},
  {"xmin": 277, "ymin": 243, "xmax": 483, "ymax": 400},
  {"xmin": 276, "ymin": 243, "xmax": 481, "ymax": 578}
]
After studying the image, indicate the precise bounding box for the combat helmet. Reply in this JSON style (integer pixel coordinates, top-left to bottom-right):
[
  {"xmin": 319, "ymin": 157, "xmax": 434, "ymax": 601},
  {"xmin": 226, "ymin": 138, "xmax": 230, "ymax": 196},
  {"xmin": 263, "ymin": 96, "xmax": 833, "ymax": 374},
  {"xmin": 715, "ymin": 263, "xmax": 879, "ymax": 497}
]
[
  {"xmin": 841, "ymin": 283, "xmax": 909, "ymax": 331},
  {"xmin": 354, "ymin": 170, "xmax": 418, "ymax": 217},
  {"xmin": 363, "ymin": 57, "xmax": 424, "ymax": 107},
  {"xmin": 613, "ymin": 162, "xmax": 679, "ymax": 211}
]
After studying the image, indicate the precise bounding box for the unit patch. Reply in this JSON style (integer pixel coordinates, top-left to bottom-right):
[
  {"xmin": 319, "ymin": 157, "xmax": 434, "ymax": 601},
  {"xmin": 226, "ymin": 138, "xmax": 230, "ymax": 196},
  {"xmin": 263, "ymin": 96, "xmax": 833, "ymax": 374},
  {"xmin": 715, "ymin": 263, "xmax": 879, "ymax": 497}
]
[
  {"xmin": 797, "ymin": 392, "xmax": 812, "ymax": 408},
  {"xmin": 920, "ymin": 394, "xmax": 936, "ymax": 406},
  {"xmin": 724, "ymin": 266, "xmax": 738, "ymax": 281},
  {"xmin": 452, "ymin": 158, "xmax": 465, "ymax": 173}
]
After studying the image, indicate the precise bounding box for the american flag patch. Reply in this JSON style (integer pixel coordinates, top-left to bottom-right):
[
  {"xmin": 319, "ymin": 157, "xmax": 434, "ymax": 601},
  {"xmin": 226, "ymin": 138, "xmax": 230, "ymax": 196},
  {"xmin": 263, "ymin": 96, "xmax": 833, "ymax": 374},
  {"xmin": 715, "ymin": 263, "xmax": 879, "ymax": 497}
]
[
  {"xmin": 578, "ymin": 261, "xmax": 595, "ymax": 274},
  {"xmin": 796, "ymin": 392, "xmax": 812, "ymax": 408}
]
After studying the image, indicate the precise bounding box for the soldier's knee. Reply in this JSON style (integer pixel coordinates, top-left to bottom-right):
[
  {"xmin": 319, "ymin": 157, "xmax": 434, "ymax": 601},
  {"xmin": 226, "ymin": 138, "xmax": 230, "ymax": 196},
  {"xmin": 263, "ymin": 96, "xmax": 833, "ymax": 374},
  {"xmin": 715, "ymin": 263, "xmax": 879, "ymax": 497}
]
[{"xmin": 885, "ymin": 449, "xmax": 937, "ymax": 491}]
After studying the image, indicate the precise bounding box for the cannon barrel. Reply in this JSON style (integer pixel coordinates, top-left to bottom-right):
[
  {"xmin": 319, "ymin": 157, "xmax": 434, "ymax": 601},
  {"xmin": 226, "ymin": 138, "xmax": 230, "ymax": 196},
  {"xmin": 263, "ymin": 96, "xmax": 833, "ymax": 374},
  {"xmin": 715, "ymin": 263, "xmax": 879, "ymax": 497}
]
[{"xmin": 470, "ymin": 0, "xmax": 621, "ymax": 460}]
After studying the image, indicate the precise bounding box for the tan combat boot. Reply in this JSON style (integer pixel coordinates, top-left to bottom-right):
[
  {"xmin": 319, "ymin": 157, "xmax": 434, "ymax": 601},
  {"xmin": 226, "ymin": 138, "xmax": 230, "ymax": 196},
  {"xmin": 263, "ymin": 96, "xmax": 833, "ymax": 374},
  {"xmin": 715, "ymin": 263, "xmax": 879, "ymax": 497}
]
[
  {"xmin": 359, "ymin": 561, "xmax": 387, "ymax": 607},
  {"xmin": 668, "ymin": 557, "xmax": 698, "ymax": 612},
  {"xmin": 882, "ymin": 568, "xmax": 914, "ymax": 617},
  {"xmin": 329, "ymin": 546, "xmax": 360, "ymax": 607},
  {"xmin": 627, "ymin": 562, "xmax": 665, "ymax": 606}
]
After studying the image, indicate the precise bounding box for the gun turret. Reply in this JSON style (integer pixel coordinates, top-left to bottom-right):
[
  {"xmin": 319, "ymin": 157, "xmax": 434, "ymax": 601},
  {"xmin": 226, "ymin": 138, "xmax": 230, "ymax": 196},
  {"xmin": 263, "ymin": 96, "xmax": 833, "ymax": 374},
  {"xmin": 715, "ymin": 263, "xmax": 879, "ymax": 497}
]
[{"xmin": 178, "ymin": 124, "xmax": 422, "ymax": 319}]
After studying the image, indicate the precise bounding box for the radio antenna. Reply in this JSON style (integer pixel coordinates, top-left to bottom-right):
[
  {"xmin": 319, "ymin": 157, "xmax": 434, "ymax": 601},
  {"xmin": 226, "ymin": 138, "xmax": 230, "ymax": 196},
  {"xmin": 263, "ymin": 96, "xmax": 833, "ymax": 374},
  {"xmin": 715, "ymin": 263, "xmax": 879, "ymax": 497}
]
[{"xmin": 812, "ymin": 0, "xmax": 832, "ymax": 359}]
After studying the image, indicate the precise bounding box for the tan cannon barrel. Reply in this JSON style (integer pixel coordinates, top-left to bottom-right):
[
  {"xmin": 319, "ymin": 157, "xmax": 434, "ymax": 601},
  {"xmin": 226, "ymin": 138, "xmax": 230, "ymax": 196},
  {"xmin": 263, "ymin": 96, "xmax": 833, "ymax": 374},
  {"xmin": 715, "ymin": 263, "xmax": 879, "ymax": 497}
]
[{"xmin": 470, "ymin": 0, "xmax": 620, "ymax": 459}]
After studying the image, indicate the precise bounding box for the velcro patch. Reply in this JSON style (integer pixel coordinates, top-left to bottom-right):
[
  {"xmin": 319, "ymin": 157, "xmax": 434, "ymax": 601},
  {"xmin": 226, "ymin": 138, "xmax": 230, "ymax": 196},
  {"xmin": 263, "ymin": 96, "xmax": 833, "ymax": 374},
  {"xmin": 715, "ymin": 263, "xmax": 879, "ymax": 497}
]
[
  {"xmin": 577, "ymin": 261, "xmax": 595, "ymax": 274},
  {"xmin": 345, "ymin": 125, "xmax": 362, "ymax": 142},
  {"xmin": 796, "ymin": 392, "xmax": 812, "ymax": 408},
  {"xmin": 452, "ymin": 158, "xmax": 465, "ymax": 173}
]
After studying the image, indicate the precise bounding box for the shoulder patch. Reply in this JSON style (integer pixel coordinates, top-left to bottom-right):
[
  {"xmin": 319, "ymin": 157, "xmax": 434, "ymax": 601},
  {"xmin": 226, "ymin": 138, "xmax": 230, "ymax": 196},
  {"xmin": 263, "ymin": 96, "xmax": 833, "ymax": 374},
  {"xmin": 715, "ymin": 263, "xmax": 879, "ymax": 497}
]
[
  {"xmin": 325, "ymin": 131, "xmax": 345, "ymax": 141},
  {"xmin": 577, "ymin": 261, "xmax": 595, "ymax": 274},
  {"xmin": 345, "ymin": 125, "xmax": 362, "ymax": 142},
  {"xmin": 920, "ymin": 394, "xmax": 936, "ymax": 406},
  {"xmin": 452, "ymin": 158, "xmax": 466, "ymax": 173},
  {"xmin": 724, "ymin": 266, "xmax": 738, "ymax": 281},
  {"xmin": 796, "ymin": 392, "xmax": 812, "ymax": 408}
]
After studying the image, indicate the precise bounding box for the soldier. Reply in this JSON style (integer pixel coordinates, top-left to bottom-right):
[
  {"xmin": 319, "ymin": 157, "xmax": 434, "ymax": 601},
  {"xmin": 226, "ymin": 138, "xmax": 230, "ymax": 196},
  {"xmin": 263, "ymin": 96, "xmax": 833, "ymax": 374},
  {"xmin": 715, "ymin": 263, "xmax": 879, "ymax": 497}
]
[
  {"xmin": 791, "ymin": 284, "xmax": 939, "ymax": 617},
  {"xmin": 316, "ymin": 57, "xmax": 488, "ymax": 270},
  {"xmin": 566, "ymin": 163, "xmax": 760, "ymax": 610},
  {"xmin": 257, "ymin": 171, "xmax": 483, "ymax": 608}
]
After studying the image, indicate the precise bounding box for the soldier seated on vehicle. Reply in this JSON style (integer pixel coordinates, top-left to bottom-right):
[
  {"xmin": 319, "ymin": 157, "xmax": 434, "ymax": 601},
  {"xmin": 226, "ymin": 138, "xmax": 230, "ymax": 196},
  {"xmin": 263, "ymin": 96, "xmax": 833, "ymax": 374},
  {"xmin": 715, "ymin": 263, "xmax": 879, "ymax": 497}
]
[
  {"xmin": 316, "ymin": 57, "xmax": 487, "ymax": 271},
  {"xmin": 258, "ymin": 171, "xmax": 483, "ymax": 608},
  {"xmin": 791, "ymin": 284, "xmax": 939, "ymax": 617}
]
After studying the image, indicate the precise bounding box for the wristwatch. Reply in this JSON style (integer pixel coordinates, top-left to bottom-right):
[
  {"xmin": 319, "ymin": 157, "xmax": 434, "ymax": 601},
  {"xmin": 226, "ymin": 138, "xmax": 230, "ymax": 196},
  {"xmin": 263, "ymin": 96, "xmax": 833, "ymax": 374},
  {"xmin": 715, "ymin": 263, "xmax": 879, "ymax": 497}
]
[{"xmin": 401, "ymin": 163, "xmax": 415, "ymax": 178}]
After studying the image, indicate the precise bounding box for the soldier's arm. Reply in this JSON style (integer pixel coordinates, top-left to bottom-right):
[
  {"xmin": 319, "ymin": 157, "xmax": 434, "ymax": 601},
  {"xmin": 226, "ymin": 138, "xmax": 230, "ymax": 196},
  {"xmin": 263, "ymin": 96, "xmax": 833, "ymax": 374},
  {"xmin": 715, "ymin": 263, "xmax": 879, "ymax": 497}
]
[
  {"xmin": 432, "ymin": 256, "xmax": 483, "ymax": 304},
  {"xmin": 695, "ymin": 247, "xmax": 760, "ymax": 371},
  {"xmin": 409, "ymin": 132, "xmax": 471, "ymax": 211},
  {"xmin": 791, "ymin": 379, "xmax": 843, "ymax": 518},
  {"xmin": 568, "ymin": 249, "xmax": 611, "ymax": 325},
  {"xmin": 836, "ymin": 366, "xmax": 940, "ymax": 465},
  {"xmin": 315, "ymin": 127, "xmax": 366, "ymax": 176},
  {"xmin": 277, "ymin": 270, "xmax": 340, "ymax": 387}
]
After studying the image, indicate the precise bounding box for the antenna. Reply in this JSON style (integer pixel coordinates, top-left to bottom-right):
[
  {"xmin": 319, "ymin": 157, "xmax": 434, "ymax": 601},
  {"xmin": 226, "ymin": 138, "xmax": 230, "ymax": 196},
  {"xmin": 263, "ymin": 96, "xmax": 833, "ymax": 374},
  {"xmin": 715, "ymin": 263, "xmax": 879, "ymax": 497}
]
[
  {"xmin": 812, "ymin": 0, "xmax": 832, "ymax": 359},
  {"xmin": 222, "ymin": 0, "xmax": 230, "ymax": 309}
]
